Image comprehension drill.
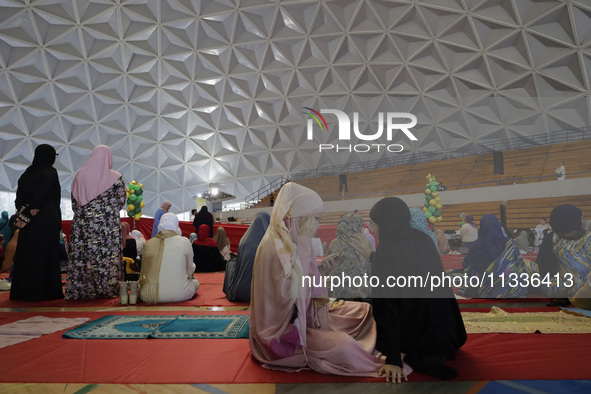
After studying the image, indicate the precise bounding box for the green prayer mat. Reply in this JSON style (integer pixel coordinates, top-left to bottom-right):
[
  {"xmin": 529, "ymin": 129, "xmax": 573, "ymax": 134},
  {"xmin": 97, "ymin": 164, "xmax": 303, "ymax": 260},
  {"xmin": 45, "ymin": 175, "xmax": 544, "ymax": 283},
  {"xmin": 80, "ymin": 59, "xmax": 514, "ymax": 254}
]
[{"xmin": 63, "ymin": 314, "xmax": 249, "ymax": 339}]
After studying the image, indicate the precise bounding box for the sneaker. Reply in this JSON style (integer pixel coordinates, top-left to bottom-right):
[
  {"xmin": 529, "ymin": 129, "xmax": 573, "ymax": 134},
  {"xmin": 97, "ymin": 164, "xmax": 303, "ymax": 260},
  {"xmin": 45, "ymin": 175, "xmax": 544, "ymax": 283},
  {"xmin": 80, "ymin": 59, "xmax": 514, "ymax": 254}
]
[
  {"xmin": 129, "ymin": 281, "xmax": 139, "ymax": 305},
  {"xmin": 119, "ymin": 281, "xmax": 129, "ymax": 305},
  {"xmin": 0, "ymin": 279, "xmax": 11, "ymax": 291}
]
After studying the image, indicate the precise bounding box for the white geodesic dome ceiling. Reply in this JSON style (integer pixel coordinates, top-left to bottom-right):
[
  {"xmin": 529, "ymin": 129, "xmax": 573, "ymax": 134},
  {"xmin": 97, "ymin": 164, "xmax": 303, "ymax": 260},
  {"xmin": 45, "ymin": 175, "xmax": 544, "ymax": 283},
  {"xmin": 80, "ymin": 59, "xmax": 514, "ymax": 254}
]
[{"xmin": 0, "ymin": 0, "xmax": 590, "ymax": 214}]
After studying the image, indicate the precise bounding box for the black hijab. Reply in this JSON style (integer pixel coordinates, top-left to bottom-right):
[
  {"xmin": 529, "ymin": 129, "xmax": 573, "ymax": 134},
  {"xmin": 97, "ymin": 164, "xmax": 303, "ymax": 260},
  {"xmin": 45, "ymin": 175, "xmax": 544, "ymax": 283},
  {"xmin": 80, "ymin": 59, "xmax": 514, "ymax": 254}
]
[
  {"xmin": 550, "ymin": 204, "xmax": 584, "ymax": 238},
  {"xmin": 370, "ymin": 197, "xmax": 450, "ymax": 298},
  {"xmin": 16, "ymin": 144, "xmax": 60, "ymax": 212},
  {"xmin": 538, "ymin": 204, "xmax": 585, "ymax": 276},
  {"xmin": 25, "ymin": 144, "xmax": 56, "ymax": 173}
]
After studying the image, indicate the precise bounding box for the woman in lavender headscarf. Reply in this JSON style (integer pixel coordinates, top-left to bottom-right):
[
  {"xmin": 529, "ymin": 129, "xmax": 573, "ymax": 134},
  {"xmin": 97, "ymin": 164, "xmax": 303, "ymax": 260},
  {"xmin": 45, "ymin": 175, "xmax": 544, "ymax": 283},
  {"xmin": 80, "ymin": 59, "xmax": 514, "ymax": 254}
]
[{"xmin": 249, "ymin": 182, "xmax": 383, "ymax": 377}]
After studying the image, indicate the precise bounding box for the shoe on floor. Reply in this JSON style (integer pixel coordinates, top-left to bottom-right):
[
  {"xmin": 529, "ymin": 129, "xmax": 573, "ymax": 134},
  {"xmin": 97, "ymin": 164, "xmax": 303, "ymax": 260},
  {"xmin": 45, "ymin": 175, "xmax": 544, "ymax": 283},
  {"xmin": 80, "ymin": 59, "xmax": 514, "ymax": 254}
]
[{"xmin": 0, "ymin": 279, "xmax": 11, "ymax": 291}]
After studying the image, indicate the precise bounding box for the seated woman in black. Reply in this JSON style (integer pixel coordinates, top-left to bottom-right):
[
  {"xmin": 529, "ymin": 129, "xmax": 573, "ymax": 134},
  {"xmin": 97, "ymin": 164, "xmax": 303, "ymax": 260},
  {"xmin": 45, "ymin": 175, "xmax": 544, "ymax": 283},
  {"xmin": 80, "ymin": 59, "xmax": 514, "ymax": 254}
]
[
  {"xmin": 193, "ymin": 224, "xmax": 226, "ymax": 272},
  {"xmin": 354, "ymin": 197, "xmax": 466, "ymax": 383},
  {"xmin": 121, "ymin": 222, "xmax": 139, "ymax": 280},
  {"xmin": 121, "ymin": 222, "xmax": 137, "ymax": 260}
]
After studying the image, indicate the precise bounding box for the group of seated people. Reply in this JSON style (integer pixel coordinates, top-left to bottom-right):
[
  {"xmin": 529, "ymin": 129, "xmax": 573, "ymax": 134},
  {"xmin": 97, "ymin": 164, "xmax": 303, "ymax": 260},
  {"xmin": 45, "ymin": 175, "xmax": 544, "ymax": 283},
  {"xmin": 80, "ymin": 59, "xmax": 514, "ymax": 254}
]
[
  {"xmin": 248, "ymin": 183, "xmax": 466, "ymax": 382},
  {"xmin": 246, "ymin": 182, "xmax": 591, "ymax": 382},
  {"xmin": 3, "ymin": 179, "xmax": 590, "ymax": 382},
  {"xmin": 439, "ymin": 209, "xmax": 590, "ymax": 303},
  {"xmin": 128, "ymin": 212, "xmax": 237, "ymax": 304}
]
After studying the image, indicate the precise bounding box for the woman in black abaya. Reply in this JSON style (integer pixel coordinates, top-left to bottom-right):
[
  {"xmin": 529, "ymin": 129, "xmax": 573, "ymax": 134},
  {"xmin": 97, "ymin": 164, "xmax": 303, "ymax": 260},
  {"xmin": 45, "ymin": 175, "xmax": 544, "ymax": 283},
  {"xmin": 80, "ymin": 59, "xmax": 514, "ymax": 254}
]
[
  {"xmin": 10, "ymin": 144, "xmax": 64, "ymax": 301},
  {"xmin": 354, "ymin": 197, "xmax": 466, "ymax": 383},
  {"xmin": 193, "ymin": 206, "xmax": 214, "ymax": 238}
]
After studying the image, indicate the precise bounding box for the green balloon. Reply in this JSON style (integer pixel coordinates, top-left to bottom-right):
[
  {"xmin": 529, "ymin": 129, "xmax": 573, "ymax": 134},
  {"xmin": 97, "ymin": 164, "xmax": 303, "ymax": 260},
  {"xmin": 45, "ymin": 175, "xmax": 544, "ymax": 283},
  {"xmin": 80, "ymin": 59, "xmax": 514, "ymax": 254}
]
[
  {"xmin": 430, "ymin": 180, "xmax": 437, "ymax": 186},
  {"xmin": 459, "ymin": 221, "xmax": 466, "ymax": 228},
  {"xmin": 434, "ymin": 209, "xmax": 442, "ymax": 216},
  {"xmin": 135, "ymin": 184, "xmax": 141, "ymax": 191},
  {"xmin": 127, "ymin": 199, "xmax": 133, "ymax": 205},
  {"xmin": 430, "ymin": 185, "xmax": 437, "ymax": 192},
  {"xmin": 134, "ymin": 207, "xmax": 141, "ymax": 214},
  {"xmin": 425, "ymin": 211, "xmax": 432, "ymax": 218},
  {"xmin": 428, "ymin": 206, "xmax": 436, "ymax": 213},
  {"xmin": 424, "ymin": 202, "xmax": 430, "ymax": 208},
  {"xmin": 135, "ymin": 188, "xmax": 143, "ymax": 196},
  {"xmin": 129, "ymin": 194, "xmax": 137, "ymax": 201},
  {"xmin": 425, "ymin": 195, "xmax": 432, "ymax": 202},
  {"xmin": 127, "ymin": 211, "xmax": 134, "ymax": 217}
]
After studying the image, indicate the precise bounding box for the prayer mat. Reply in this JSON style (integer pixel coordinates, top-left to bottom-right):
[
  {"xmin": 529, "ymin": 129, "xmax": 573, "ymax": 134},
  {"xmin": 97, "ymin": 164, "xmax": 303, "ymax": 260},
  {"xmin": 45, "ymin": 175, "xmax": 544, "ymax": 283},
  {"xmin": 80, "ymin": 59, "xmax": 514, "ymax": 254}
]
[
  {"xmin": 0, "ymin": 316, "xmax": 90, "ymax": 349},
  {"xmin": 562, "ymin": 307, "xmax": 591, "ymax": 318},
  {"xmin": 63, "ymin": 314, "xmax": 249, "ymax": 339},
  {"xmin": 461, "ymin": 306, "xmax": 591, "ymax": 334}
]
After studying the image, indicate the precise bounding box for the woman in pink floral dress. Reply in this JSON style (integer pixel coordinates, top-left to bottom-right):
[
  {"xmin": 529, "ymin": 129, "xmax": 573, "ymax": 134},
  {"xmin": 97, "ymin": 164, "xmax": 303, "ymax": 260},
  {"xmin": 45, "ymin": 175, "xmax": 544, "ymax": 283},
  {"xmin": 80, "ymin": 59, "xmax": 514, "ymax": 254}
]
[{"xmin": 65, "ymin": 145, "xmax": 126, "ymax": 299}]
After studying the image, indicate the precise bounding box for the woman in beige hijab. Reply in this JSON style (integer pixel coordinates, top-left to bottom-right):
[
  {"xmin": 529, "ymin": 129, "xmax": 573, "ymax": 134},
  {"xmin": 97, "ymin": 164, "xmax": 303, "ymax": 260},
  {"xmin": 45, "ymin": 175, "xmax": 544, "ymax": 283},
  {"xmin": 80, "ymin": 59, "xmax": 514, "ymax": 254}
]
[
  {"xmin": 140, "ymin": 213, "xmax": 199, "ymax": 303},
  {"xmin": 249, "ymin": 182, "xmax": 382, "ymax": 376}
]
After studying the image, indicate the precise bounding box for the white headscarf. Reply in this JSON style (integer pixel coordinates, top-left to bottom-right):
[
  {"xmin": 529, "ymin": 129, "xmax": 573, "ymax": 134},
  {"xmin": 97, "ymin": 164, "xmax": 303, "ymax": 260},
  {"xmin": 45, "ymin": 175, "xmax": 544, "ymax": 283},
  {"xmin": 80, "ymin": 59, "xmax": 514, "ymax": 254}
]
[
  {"xmin": 131, "ymin": 230, "xmax": 145, "ymax": 254},
  {"xmin": 158, "ymin": 213, "xmax": 182, "ymax": 235}
]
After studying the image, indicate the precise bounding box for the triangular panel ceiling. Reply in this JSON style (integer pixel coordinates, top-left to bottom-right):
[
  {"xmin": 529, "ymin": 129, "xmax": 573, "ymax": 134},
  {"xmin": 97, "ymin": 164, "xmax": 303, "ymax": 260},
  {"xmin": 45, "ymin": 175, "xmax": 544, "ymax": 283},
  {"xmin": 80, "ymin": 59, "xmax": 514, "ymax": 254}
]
[{"xmin": 0, "ymin": 0, "xmax": 589, "ymax": 213}]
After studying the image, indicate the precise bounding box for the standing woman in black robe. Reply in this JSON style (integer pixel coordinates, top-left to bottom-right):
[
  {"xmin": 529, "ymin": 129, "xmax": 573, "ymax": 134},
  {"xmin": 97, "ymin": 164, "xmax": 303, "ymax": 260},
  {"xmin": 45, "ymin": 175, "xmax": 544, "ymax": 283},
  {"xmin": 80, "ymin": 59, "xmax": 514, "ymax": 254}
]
[
  {"xmin": 193, "ymin": 206, "xmax": 214, "ymax": 237},
  {"xmin": 354, "ymin": 197, "xmax": 466, "ymax": 383},
  {"xmin": 11, "ymin": 144, "xmax": 63, "ymax": 301}
]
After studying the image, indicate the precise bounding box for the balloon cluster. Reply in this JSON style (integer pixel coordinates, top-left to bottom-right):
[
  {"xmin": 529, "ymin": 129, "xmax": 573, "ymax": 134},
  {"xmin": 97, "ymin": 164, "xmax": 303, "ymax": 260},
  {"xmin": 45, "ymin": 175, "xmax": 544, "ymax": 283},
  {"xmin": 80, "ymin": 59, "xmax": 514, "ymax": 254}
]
[
  {"xmin": 422, "ymin": 173, "xmax": 442, "ymax": 224},
  {"xmin": 126, "ymin": 180, "xmax": 145, "ymax": 221}
]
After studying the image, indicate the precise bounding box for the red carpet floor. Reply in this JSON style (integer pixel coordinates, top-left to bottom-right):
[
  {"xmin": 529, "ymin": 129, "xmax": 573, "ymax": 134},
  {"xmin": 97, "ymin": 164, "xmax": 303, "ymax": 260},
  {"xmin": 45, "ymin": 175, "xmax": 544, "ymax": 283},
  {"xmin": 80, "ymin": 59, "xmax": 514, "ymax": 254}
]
[
  {"xmin": 4, "ymin": 261, "xmax": 590, "ymax": 384},
  {"xmin": 0, "ymin": 272, "xmax": 249, "ymax": 308},
  {"xmin": 0, "ymin": 309, "xmax": 589, "ymax": 384}
]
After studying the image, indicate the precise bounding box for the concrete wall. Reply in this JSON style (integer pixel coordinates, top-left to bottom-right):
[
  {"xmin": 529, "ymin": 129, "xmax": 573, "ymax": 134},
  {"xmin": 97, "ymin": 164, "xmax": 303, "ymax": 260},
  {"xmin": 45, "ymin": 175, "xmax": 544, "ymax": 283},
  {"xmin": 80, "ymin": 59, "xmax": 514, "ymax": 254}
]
[{"xmin": 227, "ymin": 177, "xmax": 591, "ymax": 219}]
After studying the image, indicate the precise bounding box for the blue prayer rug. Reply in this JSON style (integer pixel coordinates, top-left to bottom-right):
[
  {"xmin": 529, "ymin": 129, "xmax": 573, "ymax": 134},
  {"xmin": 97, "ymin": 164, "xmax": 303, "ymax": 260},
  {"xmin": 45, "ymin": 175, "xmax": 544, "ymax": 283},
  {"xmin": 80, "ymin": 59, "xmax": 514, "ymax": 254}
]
[{"xmin": 63, "ymin": 314, "xmax": 249, "ymax": 339}]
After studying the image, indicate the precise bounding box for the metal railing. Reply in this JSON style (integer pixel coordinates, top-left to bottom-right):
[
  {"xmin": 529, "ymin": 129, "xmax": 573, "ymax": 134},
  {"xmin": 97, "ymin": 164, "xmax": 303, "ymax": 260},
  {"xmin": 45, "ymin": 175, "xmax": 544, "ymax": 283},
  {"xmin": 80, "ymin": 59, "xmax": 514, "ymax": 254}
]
[
  {"xmin": 319, "ymin": 171, "xmax": 591, "ymax": 202},
  {"xmin": 244, "ymin": 127, "xmax": 591, "ymax": 207},
  {"xmin": 244, "ymin": 176, "xmax": 290, "ymax": 206}
]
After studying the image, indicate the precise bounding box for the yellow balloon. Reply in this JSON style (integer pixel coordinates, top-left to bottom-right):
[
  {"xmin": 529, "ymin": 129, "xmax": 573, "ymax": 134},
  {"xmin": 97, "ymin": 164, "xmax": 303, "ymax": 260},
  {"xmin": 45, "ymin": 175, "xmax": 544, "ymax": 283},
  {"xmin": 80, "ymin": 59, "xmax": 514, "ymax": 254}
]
[
  {"xmin": 126, "ymin": 193, "xmax": 130, "ymax": 198},
  {"xmin": 125, "ymin": 187, "xmax": 130, "ymax": 192},
  {"xmin": 436, "ymin": 216, "xmax": 443, "ymax": 222},
  {"xmin": 139, "ymin": 183, "xmax": 143, "ymax": 189},
  {"xmin": 434, "ymin": 196, "xmax": 441, "ymax": 202},
  {"xmin": 134, "ymin": 213, "xmax": 142, "ymax": 221},
  {"xmin": 425, "ymin": 189, "xmax": 432, "ymax": 195},
  {"xmin": 130, "ymin": 189, "xmax": 135, "ymax": 194},
  {"xmin": 432, "ymin": 191, "xmax": 439, "ymax": 197},
  {"xmin": 429, "ymin": 216, "xmax": 437, "ymax": 224},
  {"xmin": 139, "ymin": 201, "xmax": 145, "ymax": 208},
  {"xmin": 131, "ymin": 180, "xmax": 137, "ymax": 185},
  {"xmin": 128, "ymin": 204, "xmax": 135, "ymax": 211},
  {"xmin": 435, "ymin": 203, "xmax": 442, "ymax": 209},
  {"xmin": 422, "ymin": 206, "xmax": 428, "ymax": 213},
  {"xmin": 429, "ymin": 199, "xmax": 437, "ymax": 206}
]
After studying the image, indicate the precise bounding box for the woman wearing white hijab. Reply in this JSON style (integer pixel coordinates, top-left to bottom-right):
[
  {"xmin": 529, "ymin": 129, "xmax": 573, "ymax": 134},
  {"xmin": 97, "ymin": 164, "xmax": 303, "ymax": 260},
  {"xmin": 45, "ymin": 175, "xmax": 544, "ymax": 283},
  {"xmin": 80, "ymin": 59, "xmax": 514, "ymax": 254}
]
[
  {"xmin": 131, "ymin": 230, "xmax": 146, "ymax": 256},
  {"xmin": 249, "ymin": 182, "xmax": 382, "ymax": 376},
  {"xmin": 139, "ymin": 213, "xmax": 199, "ymax": 304}
]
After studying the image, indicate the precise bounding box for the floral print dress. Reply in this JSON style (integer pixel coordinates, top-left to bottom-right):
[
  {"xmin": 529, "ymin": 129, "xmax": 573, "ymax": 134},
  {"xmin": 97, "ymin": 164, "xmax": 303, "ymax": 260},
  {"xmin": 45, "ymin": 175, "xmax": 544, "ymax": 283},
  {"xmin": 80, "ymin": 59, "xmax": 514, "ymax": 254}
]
[
  {"xmin": 65, "ymin": 177, "xmax": 126, "ymax": 299},
  {"xmin": 325, "ymin": 213, "xmax": 372, "ymax": 299}
]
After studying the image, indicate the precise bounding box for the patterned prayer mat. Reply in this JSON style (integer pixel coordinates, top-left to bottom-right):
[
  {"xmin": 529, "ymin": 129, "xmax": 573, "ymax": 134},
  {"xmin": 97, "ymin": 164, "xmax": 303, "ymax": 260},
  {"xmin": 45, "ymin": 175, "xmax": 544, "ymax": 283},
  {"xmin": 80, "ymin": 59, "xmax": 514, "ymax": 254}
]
[
  {"xmin": 461, "ymin": 306, "xmax": 591, "ymax": 334},
  {"xmin": 63, "ymin": 314, "xmax": 249, "ymax": 339}
]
